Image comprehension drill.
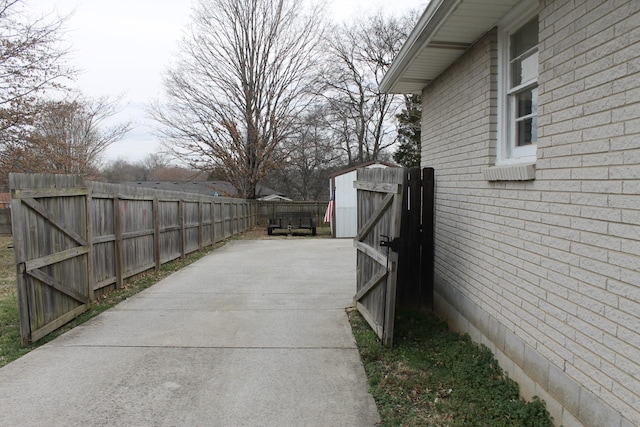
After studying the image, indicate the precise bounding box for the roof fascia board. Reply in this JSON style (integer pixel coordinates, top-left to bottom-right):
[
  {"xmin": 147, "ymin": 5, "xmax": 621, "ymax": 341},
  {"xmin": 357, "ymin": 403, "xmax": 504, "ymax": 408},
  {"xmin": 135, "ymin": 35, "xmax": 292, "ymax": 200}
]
[
  {"xmin": 380, "ymin": 0, "xmax": 463, "ymax": 93},
  {"xmin": 497, "ymin": 0, "xmax": 540, "ymax": 28}
]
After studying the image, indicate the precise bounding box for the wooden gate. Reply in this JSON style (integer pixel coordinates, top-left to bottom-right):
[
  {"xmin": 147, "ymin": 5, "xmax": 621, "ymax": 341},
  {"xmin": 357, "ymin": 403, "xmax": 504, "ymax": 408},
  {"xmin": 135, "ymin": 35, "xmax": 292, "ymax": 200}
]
[
  {"xmin": 10, "ymin": 174, "xmax": 92, "ymax": 345},
  {"xmin": 353, "ymin": 168, "xmax": 405, "ymax": 347},
  {"xmin": 354, "ymin": 167, "xmax": 435, "ymax": 347}
]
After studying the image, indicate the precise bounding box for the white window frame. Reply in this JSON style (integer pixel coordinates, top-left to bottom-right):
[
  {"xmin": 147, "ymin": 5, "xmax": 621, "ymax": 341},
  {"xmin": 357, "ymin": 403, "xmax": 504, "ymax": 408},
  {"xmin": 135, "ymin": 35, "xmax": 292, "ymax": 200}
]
[{"xmin": 497, "ymin": 1, "xmax": 540, "ymax": 165}]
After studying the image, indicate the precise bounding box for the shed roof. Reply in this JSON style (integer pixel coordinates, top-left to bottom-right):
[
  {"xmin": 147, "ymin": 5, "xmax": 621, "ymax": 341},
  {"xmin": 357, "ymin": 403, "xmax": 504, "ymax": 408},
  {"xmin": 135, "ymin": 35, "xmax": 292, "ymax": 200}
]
[
  {"xmin": 330, "ymin": 161, "xmax": 397, "ymax": 179},
  {"xmin": 121, "ymin": 180, "xmax": 284, "ymax": 198},
  {"xmin": 380, "ymin": 0, "xmax": 522, "ymax": 94}
]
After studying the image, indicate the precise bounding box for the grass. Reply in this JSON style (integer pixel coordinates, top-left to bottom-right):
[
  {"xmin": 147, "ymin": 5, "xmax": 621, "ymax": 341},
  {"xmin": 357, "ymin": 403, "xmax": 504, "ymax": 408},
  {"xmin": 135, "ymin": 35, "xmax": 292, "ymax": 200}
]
[{"xmin": 349, "ymin": 309, "xmax": 555, "ymax": 426}]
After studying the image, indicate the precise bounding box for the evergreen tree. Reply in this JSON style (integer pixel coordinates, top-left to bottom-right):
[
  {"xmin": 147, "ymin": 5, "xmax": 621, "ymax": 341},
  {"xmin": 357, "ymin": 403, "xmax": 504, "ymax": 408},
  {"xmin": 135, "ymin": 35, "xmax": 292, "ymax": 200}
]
[{"xmin": 393, "ymin": 94, "xmax": 421, "ymax": 168}]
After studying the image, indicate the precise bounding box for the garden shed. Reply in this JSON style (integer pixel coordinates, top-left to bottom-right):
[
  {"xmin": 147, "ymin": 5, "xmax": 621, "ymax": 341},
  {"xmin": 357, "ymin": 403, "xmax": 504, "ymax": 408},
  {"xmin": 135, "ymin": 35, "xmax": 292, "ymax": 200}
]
[{"xmin": 327, "ymin": 161, "xmax": 395, "ymax": 238}]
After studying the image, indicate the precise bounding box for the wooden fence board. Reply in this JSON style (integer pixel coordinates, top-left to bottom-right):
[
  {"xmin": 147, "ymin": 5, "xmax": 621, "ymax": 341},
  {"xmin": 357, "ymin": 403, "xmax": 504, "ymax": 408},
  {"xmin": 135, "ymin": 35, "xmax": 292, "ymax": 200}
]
[
  {"xmin": 354, "ymin": 168, "xmax": 405, "ymax": 347},
  {"xmin": 256, "ymin": 200, "xmax": 327, "ymax": 227},
  {"xmin": 10, "ymin": 174, "xmax": 257, "ymax": 344},
  {"xmin": 10, "ymin": 174, "xmax": 90, "ymax": 345}
]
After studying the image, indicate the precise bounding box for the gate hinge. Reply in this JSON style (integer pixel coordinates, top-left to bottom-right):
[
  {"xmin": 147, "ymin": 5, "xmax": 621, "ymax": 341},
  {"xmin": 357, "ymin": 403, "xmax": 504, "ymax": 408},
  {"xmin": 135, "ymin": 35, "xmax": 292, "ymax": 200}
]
[{"xmin": 380, "ymin": 235, "xmax": 401, "ymax": 252}]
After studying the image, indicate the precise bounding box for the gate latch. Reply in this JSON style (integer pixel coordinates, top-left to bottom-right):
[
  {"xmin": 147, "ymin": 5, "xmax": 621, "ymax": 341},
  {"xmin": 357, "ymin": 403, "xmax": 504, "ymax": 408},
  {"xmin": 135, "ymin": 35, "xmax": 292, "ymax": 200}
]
[{"xmin": 380, "ymin": 235, "xmax": 401, "ymax": 252}]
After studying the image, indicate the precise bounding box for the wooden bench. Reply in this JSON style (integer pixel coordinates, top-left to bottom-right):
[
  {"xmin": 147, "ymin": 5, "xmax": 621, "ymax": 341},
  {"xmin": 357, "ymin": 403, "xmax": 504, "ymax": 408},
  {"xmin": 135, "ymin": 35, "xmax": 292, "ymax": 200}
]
[{"xmin": 267, "ymin": 211, "xmax": 317, "ymax": 235}]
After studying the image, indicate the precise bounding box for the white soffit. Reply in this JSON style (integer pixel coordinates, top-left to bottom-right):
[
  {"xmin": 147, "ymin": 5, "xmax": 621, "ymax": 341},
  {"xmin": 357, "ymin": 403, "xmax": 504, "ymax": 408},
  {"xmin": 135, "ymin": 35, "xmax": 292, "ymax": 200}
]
[{"xmin": 380, "ymin": 0, "xmax": 522, "ymax": 94}]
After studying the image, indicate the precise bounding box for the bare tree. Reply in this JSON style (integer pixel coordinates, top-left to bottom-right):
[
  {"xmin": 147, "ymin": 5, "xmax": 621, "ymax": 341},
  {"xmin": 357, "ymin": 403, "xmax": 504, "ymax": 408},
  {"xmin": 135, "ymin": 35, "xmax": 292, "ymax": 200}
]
[
  {"xmin": 323, "ymin": 10, "xmax": 417, "ymax": 165},
  {"xmin": 268, "ymin": 104, "xmax": 340, "ymax": 200},
  {"xmin": 101, "ymin": 157, "xmax": 148, "ymax": 183},
  {"xmin": 101, "ymin": 154, "xmax": 210, "ymax": 183},
  {"xmin": 0, "ymin": 0, "xmax": 74, "ymax": 147},
  {"xmin": 150, "ymin": 0, "xmax": 326, "ymax": 199},
  {"xmin": 0, "ymin": 94, "xmax": 132, "ymax": 182},
  {"xmin": 142, "ymin": 153, "xmax": 170, "ymax": 173}
]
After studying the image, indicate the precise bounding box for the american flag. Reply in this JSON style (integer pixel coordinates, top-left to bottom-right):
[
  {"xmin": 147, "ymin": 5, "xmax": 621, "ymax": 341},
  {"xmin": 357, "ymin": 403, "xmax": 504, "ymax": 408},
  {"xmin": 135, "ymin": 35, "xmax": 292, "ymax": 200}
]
[{"xmin": 323, "ymin": 190, "xmax": 335, "ymax": 223}]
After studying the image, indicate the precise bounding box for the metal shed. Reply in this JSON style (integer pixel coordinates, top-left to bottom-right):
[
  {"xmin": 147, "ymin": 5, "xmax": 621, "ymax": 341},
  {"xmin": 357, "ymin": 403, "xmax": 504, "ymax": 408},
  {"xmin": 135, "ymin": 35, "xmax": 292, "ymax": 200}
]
[{"xmin": 327, "ymin": 161, "xmax": 395, "ymax": 238}]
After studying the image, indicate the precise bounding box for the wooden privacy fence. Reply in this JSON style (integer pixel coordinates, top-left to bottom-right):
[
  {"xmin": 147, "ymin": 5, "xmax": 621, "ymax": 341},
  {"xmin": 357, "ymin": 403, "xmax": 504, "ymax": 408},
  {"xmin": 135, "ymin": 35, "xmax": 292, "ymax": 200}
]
[
  {"xmin": 353, "ymin": 167, "xmax": 405, "ymax": 347},
  {"xmin": 256, "ymin": 200, "xmax": 328, "ymax": 226},
  {"xmin": 10, "ymin": 173, "xmax": 257, "ymax": 345},
  {"xmin": 354, "ymin": 167, "xmax": 434, "ymax": 347}
]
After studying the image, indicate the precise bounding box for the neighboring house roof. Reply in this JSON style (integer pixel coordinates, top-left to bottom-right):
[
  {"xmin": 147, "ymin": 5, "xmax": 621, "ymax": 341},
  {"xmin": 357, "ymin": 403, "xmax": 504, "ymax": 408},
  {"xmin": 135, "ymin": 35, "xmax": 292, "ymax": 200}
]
[
  {"xmin": 380, "ymin": 0, "xmax": 522, "ymax": 94},
  {"xmin": 121, "ymin": 181, "xmax": 285, "ymax": 198},
  {"xmin": 330, "ymin": 161, "xmax": 398, "ymax": 179}
]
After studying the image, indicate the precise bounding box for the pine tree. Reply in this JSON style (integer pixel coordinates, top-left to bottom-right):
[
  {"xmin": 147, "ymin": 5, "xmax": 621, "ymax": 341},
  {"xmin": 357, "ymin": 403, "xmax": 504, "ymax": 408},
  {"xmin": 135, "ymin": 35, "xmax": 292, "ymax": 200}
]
[{"xmin": 393, "ymin": 94, "xmax": 421, "ymax": 168}]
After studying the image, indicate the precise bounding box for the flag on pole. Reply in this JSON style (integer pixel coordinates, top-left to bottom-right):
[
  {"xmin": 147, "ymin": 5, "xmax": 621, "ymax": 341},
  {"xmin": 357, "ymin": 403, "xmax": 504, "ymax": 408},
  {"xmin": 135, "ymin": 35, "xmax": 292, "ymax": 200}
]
[{"xmin": 323, "ymin": 190, "xmax": 335, "ymax": 223}]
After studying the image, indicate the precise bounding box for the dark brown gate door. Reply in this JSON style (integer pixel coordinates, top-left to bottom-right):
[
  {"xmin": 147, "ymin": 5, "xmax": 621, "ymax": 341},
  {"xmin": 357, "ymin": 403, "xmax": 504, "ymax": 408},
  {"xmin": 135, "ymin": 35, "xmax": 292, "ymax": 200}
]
[
  {"xmin": 353, "ymin": 168, "xmax": 405, "ymax": 347},
  {"xmin": 10, "ymin": 174, "xmax": 92, "ymax": 345}
]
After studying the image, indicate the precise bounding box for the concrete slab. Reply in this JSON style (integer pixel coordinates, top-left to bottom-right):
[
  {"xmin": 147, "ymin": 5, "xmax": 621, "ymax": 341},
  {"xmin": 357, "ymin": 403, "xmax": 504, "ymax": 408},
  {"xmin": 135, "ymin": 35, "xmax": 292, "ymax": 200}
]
[
  {"xmin": 50, "ymin": 308, "xmax": 356, "ymax": 348},
  {"xmin": 0, "ymin": 239, "xmax": 380, "ymax": 426}
]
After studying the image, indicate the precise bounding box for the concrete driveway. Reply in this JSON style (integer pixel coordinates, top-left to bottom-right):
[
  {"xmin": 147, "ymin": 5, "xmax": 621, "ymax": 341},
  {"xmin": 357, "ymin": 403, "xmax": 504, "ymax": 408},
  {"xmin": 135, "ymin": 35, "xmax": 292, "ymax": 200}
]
[{"xmin": 0, "ymin": 239, "xmax": 380, "ymax": 426}]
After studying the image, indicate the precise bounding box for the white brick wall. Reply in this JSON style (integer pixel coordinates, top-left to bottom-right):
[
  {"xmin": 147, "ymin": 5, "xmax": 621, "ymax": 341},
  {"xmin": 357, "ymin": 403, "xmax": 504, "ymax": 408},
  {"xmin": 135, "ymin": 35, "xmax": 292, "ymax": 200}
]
[{"xmin": 423, "ymin": 1, "xmax": 640, "ymax": 425}]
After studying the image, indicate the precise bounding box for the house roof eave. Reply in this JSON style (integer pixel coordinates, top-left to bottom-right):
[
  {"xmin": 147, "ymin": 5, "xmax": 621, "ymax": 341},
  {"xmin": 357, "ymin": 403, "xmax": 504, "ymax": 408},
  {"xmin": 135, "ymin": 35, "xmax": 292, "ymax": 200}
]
[{"xmin": 380, "ymin": 0, "xmax": 525, "ymax": 94}]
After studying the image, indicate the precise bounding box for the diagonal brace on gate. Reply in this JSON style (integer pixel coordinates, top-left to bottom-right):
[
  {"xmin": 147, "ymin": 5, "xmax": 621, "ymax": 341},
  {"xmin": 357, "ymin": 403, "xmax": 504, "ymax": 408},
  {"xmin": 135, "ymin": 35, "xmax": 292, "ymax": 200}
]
[
  {"xmin": 354, "ymin": 268, "xmax": 388, "ymax": 301},
  {"xmin": 353, "ymin": 192, "xmax": 396, "ymax": 243},
  {"xmin": 24, "ymin": 268, "xmax": 89, "ymax": 304},
  {"xmin": 20, "ymin": 197, "xmax": 88, "ymax": 246}
]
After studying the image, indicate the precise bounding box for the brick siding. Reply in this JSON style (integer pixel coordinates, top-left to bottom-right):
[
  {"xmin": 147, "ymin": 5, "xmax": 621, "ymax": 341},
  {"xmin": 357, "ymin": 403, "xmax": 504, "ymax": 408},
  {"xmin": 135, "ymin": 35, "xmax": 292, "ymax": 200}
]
[{"xmin": 422, "ymin": 1, "xmax": 640, "ymax": 426}]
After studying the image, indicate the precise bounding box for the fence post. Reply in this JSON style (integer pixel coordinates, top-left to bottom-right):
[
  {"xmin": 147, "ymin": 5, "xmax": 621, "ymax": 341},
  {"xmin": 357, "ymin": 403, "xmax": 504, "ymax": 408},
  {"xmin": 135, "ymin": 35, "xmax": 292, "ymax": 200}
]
[
  {"xmin": 153, "ymin": 196, "xmax": 161, "ymax": 271},
  {"xmin": 8, "ymin": 179, "xmax": 31, "ymax": 345},
  {"xmin": 179, "ymin": 200, "xmax": 185, "ymax": 258},
  {"xmin": 212, "ymin": 200, "xmax": 217, "ymax": 244},
  {"xmin": 114, "ymin": 195, "xmax": 124, "ymax": 289},
  {"xmin": 198, "ymin": 200, "xmax": 204, "ymax": 251},
  {"xmin": 86, "ymin": 188, "xmax": 95, "ymax": 302}
]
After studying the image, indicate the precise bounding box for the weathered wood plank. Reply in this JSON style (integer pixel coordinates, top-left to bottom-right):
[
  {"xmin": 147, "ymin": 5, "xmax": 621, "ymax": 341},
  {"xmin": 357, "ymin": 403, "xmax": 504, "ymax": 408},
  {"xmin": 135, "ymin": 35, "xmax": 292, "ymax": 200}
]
[
  {"xmin": 26, "ymin": 268, "xmax": 89, "ymax": 304},
  {"xmin": 353, "ymin": 193, "xmax": 394, "ymax": 243},
  {"xmin": 114, "ymin": 196, "xmax": 123, "ymax": 289},
  {"xmin": 13, "ymin": 187, "xmax": 89, "ymax": 199},
  {"xmin": 29, "ymin": 304, "xmax": 87, "ymax": 343},
  {"xmin": 353, "ymin": 181, "xmax": 400, "ymax": 194},
  {"xmin": 93, "ymin": 276, "xmax": 117, "ymax": 291},
  {"xmin": 8, "ymin": 190, "xmax": 32, "ymax": 346},
  {"xmin": 354, "ymin": 268, "xmax": 388, "ymax": 301},
  {"xmin": 24, "ymin": 246, "xmax": 89, "ymax": 271},
  {"xmin": 121, "ymin": 229, "xmax": 155, "ymax": 239},
  {"xmin": 10, "ymin": 173, "xmax": 258, "ymax": 345},
  {"xmin": 353, "ymin": 240, "xmax": 387, "ymax": 267},
  {"xmin": 179, "ymin": 200, "xmax": 185, "ymax": 258},
  {"xmin": 122, "ymin": 262, "xmax": 156, "ymax": 279},
  {"xmin": 93, "ymin": 234, "xmax": 116, "ymax": 244},
  {"xmin": 354, "ymin": 167, "xmax": 406, "ymax": 348},
  {"xmin": 21, "ymin": 198, "xmax": 87, "ymax": 246},
  {"xmin": 153, "ymin": 197, "xmax": 161, "ymax": 271}
]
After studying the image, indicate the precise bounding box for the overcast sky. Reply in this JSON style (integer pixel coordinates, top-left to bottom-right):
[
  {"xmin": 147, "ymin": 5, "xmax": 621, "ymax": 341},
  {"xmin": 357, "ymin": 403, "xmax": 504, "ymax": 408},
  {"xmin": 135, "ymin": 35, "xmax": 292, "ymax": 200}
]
[{"xmin": 28, "ymin": 0, "xmax": 426, "ymax": 164}]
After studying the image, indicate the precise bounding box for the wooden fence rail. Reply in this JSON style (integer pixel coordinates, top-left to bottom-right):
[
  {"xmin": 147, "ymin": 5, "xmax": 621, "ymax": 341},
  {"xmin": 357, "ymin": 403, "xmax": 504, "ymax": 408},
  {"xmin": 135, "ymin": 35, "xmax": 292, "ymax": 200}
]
[
  {"xmin": 10, "ymin": 174, "xmax": 257, "ymax": 345},
  {"xmin": 255, "ymin": 200, "xmax": 328, "ymax": 226}
]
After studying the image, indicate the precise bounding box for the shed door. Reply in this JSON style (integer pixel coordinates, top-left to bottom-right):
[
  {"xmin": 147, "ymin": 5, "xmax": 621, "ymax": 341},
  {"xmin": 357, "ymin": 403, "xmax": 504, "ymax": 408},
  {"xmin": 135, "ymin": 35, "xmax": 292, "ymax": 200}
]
[
  {"xmin": 353, "ymin": 168, "xmax": 405, "ymax": 347},
  {"xmin": 10, "ymin": 174, "xmax": 92, "ymax": 345}
]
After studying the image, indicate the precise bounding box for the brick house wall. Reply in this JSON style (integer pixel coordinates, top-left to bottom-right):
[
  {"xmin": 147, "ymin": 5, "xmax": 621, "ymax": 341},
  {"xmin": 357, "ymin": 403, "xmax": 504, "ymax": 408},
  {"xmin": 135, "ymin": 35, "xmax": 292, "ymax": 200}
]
[{"xmin": 422, "ymin": 1, "xmax": 640, "ymax": 426}]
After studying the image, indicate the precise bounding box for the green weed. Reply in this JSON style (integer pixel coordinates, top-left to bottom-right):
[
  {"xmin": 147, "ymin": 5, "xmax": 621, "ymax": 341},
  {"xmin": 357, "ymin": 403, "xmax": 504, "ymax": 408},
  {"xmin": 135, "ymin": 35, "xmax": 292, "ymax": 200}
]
[{"xmin": 349, "ymin": 309, "xmax": 554, "ymax": 427}]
